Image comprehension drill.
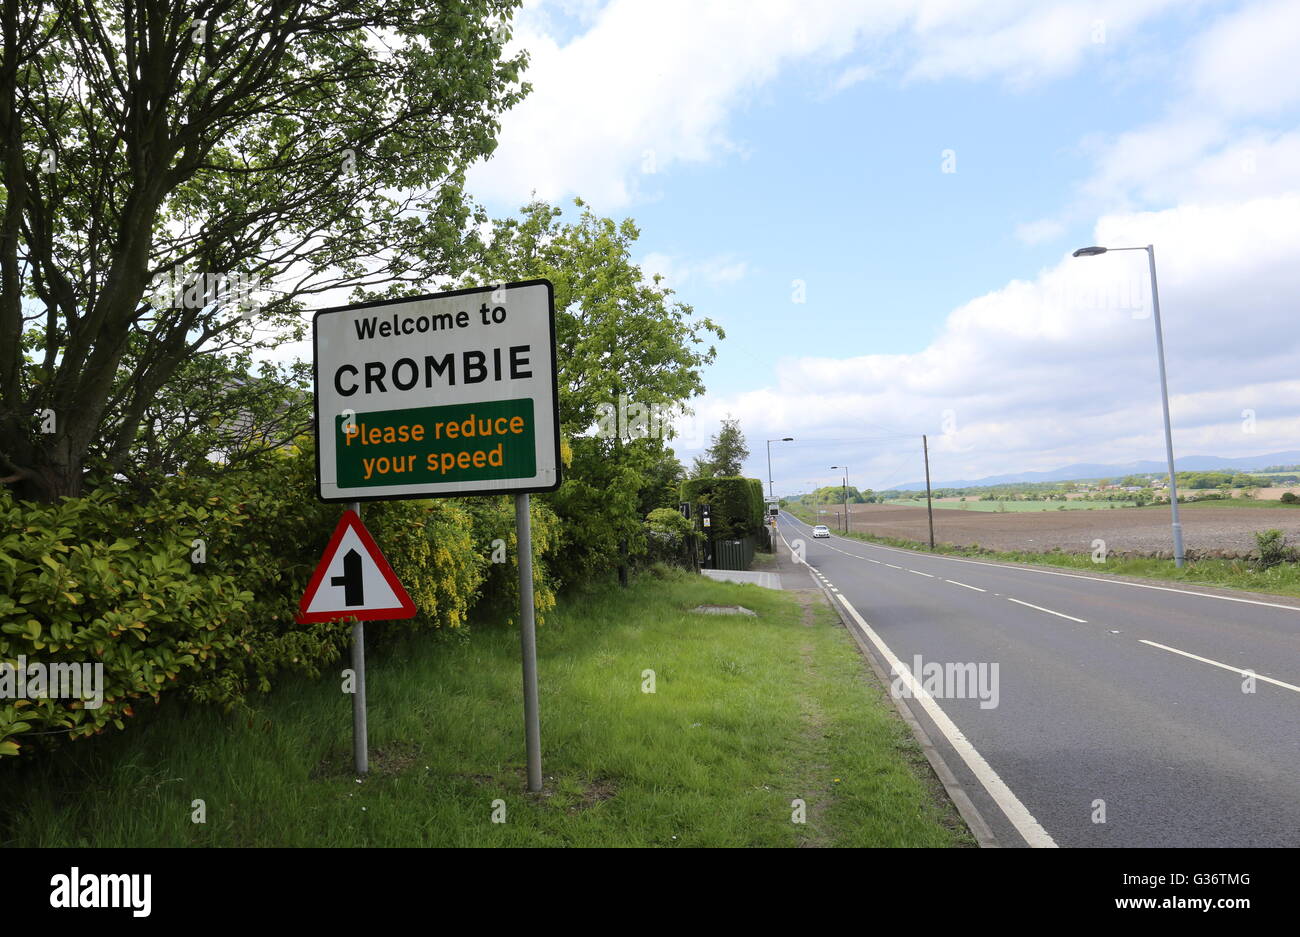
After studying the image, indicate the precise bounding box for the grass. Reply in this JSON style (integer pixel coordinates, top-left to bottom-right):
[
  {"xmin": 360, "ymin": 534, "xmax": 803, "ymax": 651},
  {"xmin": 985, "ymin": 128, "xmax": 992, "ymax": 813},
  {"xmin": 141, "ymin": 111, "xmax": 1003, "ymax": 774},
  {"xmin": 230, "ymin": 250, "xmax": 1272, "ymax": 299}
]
[
  {"xmin": 0, "ymin": 571, "xmax": 970, "ymax": 848},
  {"xmin": 789, "ymin": 506, "xmax": 1300, "ymax": 599},
  {"xmin": 1161, "ymin": 497, "xmax": 1300, "ymax": 509}
]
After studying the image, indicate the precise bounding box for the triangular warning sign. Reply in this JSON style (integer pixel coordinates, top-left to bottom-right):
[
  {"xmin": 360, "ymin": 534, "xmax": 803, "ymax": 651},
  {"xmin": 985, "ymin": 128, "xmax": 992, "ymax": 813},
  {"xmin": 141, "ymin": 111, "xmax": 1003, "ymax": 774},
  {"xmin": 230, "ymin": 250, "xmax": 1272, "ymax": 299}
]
[{"xmin": 297, "ymin": 510, "xmax": 417, "ymax": 623}]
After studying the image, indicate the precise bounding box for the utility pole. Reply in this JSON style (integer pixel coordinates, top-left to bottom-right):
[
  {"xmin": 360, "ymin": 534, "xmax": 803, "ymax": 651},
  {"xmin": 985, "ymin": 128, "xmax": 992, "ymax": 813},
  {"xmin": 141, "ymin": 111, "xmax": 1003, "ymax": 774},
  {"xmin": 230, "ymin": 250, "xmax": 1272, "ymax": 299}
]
[
  {"xmin": 922, "ymin": 435, "xmax": 935, "ymax": 550},
  {"xmin": 831, "ymin": 464, "xmax": 850, "ymax": 534}
]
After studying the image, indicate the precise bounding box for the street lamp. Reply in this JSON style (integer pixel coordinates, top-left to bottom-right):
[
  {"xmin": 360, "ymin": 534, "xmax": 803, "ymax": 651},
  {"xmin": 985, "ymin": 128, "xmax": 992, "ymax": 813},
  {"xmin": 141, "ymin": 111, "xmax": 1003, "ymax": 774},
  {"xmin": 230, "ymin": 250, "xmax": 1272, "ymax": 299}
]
[
  {"xmin": 1073, "ymin": 243, "xmax": 1184, "ymax": 567},
  {"xmin": 831, "ymin": 465, "xmax": 850, "ymax": 534},
  {"xmin": 766, "ymin": 437, "xmax": 794, "ymax": 500}
]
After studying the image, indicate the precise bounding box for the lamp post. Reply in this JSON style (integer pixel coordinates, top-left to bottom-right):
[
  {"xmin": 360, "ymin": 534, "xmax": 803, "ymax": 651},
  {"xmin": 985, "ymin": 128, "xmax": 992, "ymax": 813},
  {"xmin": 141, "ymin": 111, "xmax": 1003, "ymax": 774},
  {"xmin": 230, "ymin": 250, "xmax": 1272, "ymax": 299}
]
[
  {"xmin": 831, "ymin": 465, "xmax": 850, "ymax": 533},
  {"xmin": 1073, "ymin": 244, "xmax": 1184, "ymax": 567},
  {"xmin": 766, "ymin": 437, "xmax": 794, "ymax": 500}
]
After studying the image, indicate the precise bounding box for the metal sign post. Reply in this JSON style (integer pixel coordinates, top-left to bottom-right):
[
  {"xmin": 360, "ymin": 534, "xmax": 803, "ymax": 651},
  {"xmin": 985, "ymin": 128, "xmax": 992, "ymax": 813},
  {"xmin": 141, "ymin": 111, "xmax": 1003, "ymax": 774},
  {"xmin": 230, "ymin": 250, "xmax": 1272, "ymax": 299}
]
[
  {"xmin": 349, "ymin": 503, "xmax": 369, "ymax": 776},
  {"xmin": 297, "ymin": 505, "xmax": 415, "ymax": 776},
  {"xmin": 516, "ymin": 494, "xmax": 542, "ymax": 792}
]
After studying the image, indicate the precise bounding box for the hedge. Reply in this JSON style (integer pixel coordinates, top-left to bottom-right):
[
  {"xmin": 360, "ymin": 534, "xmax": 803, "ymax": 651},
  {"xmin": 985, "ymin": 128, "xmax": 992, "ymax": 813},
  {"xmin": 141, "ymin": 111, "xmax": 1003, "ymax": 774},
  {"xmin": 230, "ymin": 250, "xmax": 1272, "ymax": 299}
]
[
  {"xmin": 0, "ymin": 439, "xmax": 561, "ymax": 757},
  {"xmin": 680, "ymin": 476, "xmax": 764, "ymax": 540}
]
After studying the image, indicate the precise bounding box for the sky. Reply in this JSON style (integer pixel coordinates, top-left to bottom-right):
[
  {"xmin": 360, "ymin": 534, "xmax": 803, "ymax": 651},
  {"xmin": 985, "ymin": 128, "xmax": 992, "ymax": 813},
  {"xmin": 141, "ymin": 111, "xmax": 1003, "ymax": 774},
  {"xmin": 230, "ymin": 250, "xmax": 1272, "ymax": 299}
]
[{"xmin": 461, "ymin": 0, "xmax": 1300, "ymax": 493}]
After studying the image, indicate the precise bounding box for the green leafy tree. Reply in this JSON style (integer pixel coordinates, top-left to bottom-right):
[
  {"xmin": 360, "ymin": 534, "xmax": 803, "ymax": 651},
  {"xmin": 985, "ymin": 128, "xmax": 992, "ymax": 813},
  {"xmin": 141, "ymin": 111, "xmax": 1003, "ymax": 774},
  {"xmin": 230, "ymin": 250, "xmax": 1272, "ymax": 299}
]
[
  {"xmin": 431, "ymin": 199, "xmax": 723, "ymax": 580},
  {"xmin": 1, "ymin": 1, "xmax": 528, "ymax": 501},
  {"xmin": 689, "ymin": 453, "xmax": 716, "ymax": 479},
  {"xmin": 704, "ymin": 418, "xmax": 748, "ymax": 477},
  {"xmin": 637, "ymin": 444, "xmax": 686, "ymax": 517}
]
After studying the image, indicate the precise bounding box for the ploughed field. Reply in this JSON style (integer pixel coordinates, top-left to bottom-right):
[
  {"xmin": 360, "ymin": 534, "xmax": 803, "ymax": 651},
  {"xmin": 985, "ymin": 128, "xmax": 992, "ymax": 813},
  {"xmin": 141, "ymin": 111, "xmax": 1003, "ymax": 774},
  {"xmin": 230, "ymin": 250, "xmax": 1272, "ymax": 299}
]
[{"xmin": 838, "ymin": 503, "xmax": 1300, "ymax": 558}]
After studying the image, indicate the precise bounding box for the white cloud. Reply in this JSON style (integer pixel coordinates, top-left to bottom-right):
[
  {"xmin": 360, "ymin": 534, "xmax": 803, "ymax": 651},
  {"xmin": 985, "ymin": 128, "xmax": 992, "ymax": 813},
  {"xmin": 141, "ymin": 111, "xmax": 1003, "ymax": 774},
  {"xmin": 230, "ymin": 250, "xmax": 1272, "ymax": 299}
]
[
  {"xmin": 1017, "ymin": 0, "xmax": 1300, "ymax": 238},
  {"xmin": 1190, "ymin": 0, "xmax": 1300, "ymax": 118},
  {"xmin": 832, "ymin": 63, "xmax": 876, "ymax": 92},
  {"xmin": 903, "ymin": 0, "xmax": 1183, "ymax": 87},
  {"xmin": 680, "ymin": 194, "xmax": 1300, "ymax": 488},
  {"xmin": 640, "ymin": 251, "xmax": 750, "ymax": 288},
  {"xmin": 472, "ymin": 0, "xmax": 1182, "ymax": 209},
  {"xmin": 470, "ymin": 1, "xmax": 1300, "ymax": 491}
]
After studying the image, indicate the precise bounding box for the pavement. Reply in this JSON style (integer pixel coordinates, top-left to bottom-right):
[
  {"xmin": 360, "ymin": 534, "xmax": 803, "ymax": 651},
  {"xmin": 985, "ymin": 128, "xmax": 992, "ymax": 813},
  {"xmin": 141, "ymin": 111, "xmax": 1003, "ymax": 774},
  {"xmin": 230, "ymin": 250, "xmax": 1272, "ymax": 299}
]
[
  {"xmin": 699, "ymin": 568, "xmax": 783, "ymax": 589},
  {"xmin": 774, "ymin": 511, "xmax": 1300, "ymax": 848}
]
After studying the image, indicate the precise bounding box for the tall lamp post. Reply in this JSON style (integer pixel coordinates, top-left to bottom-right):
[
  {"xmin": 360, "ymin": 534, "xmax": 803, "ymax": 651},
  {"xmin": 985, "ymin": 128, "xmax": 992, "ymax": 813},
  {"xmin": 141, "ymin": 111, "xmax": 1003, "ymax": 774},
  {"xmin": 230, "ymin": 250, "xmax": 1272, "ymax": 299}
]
[
  {"xmin": 766, "ymin": 437, "xmax": 794, "ymax": 500},
  {"xmin": 831, "ymin": 465, "xmax": 850, "ymax": 534},
  {"xmin": 1073, "ymin": 243, "xmax": 1184, "ymax": 568}
]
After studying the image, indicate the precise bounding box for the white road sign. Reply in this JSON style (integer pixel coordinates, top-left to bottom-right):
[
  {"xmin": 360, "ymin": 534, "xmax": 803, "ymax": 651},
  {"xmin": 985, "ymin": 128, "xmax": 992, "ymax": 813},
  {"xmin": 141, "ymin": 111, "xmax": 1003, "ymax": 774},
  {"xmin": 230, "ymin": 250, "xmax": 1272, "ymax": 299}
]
[{"xmin": 313, "ymin": 280, "xmax": 561, "ymax": 502}]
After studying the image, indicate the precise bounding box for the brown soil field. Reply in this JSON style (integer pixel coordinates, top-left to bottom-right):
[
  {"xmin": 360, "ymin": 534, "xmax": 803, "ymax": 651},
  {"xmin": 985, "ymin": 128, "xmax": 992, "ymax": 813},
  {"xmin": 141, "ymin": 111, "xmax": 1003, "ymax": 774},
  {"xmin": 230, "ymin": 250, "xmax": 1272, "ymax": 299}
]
[{"xmin": 836, "ymin": 503, "xmax": 1300, "ymax": 558}]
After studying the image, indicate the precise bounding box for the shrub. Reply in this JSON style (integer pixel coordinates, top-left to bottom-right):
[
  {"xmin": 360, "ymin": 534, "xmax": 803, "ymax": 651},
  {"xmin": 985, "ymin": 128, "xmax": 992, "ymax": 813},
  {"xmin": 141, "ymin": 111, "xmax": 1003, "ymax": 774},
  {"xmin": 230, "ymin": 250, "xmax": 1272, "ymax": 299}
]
[
  {"xmin": 0, "ymin": 440, "xmax": 562, "ymax": 757},
  {"xmin": 1253, "ymin": 529, "xmax": 1289, "ymax": 570},
  {"xmin": 0, "ymin": 485, "xmax": 260, "ymax": 754},
  {"xmin": 1281, "ymin": 492, "xmax": 1298, "ymax": 504},
  {"xmin": 643, "ymin": 508, "xmax": 696, "ymax": 568}
]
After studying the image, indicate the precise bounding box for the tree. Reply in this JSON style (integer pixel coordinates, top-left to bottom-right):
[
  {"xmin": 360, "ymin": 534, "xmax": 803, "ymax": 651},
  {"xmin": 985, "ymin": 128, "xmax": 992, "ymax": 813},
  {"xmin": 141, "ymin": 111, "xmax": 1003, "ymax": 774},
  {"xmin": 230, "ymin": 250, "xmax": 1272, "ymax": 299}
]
[
  {"xmin": 97, "ymin": 351, "xmax": 314, "ymax": 495},
  {"xmin": 704, "ymin": 418, "xmax": 748, "ymax": 477},
  {"xmin": 431, "ymin": 198, "xmax": 723, "ymax": 580},
  {"xmin": 637, "ymin": 444, "xmax": 686, "ymax": 517},
  {"xmin": 689, "ymin": 454, "xmax": 716, "ymax": 479},
  {"xmin": 1, "ymin": 1, "xmax": 528, "ymax": 500}
]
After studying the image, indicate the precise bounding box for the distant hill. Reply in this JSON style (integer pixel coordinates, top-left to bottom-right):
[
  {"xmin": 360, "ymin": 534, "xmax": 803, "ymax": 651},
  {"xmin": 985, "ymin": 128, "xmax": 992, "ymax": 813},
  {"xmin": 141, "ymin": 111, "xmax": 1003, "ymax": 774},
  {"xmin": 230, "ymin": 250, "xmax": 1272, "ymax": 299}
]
[{"xmin": 886, "ymin": 451, "xmax": 1300, "ymax": 491}]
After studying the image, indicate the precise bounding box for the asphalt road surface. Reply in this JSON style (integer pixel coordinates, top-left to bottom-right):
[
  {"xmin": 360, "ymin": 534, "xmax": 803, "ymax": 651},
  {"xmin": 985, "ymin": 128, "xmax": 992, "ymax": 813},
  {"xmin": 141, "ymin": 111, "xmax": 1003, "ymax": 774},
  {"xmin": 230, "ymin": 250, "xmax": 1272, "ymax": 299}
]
[{"xmin": 776, "ymin": 512, "xmax": 1300, "ymax": 848}]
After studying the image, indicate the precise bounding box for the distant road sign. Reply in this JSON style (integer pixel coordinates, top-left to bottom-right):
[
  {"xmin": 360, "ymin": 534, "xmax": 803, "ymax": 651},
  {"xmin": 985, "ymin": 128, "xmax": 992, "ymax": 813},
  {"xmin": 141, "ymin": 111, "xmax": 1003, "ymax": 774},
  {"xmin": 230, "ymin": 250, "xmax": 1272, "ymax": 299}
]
[
  {"xmin": 313, "ymin": 280, "xmax": 561, "ymax": 502},
  {"xmin": 298, "ymin": 510, "xmax": 415, "ymax": 623}
]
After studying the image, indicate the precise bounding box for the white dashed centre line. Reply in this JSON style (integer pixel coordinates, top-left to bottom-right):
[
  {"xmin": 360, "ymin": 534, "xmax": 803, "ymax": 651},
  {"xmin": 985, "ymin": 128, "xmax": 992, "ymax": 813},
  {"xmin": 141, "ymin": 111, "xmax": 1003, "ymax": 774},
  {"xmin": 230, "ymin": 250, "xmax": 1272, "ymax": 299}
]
[
  {"xmin": 1139, "ymin": 639, "xmax": 1300, "ymax": 694},
  {"xmin": 946, "ymin": 579, "xmax": 987, "ymax": 593},
  {"xmin": 1007, "ymin": 597, "xmax": 1087, "ymax": 623},
  {"xmin": 908, "ymin": 570, "xmax": 935, "ymax": 578}
]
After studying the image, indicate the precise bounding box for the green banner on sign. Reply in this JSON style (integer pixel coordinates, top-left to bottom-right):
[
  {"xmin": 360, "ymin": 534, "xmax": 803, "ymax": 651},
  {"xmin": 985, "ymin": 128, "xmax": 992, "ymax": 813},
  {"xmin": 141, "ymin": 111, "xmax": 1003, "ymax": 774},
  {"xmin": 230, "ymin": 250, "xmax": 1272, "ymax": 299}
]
[{"xmin": 335, "ymin": 398, "xmax": 537, "ymax": 488}]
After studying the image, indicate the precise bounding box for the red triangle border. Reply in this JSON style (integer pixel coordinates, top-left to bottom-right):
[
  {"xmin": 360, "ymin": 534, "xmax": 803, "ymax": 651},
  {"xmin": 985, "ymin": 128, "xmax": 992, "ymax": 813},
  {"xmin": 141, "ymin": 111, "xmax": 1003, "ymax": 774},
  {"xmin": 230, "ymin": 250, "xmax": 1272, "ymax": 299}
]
[{"xmin": 296, "ymin": 509, "xmax": 417, "ymax": 623}]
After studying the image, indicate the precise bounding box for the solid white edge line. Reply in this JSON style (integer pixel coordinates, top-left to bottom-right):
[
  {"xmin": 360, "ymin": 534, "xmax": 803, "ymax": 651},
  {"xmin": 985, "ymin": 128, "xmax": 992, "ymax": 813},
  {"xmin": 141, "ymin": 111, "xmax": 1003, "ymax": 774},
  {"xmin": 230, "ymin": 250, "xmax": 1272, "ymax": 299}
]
[
  {"xmin": 1139, "ymin": 639, "xmax": 1300, "ymax": 693},
  {"xmin": 1007, "ymin": 597, "xmax": 1088, "ymax": 623},
  {"xmin": 777, "ymin": 513, "xmax": 1300, "ymax": 613},
  {"xmin": 778, "ymin": 521, "xmax": 1057, "ymax": 847},
  {"xmin": 831, "ymin": 590, "xmax": 1058, "ymax": 848}
]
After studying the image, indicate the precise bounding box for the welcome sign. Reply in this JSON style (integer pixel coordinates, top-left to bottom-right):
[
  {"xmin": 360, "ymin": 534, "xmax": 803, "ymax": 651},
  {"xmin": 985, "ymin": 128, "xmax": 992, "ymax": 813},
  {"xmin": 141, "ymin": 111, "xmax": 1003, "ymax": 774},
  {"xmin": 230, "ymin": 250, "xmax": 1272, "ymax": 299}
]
[{"xmin": 313, "ymin": 280, "xmax": 561, "ymax": 502}]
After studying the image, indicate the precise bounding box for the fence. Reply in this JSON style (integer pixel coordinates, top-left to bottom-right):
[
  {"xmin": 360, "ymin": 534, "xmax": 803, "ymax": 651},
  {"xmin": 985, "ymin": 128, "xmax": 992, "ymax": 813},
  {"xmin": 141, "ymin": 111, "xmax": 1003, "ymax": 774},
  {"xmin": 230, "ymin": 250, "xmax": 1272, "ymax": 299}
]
[{"xmin": 712, "ymin": 536, "xmax": 755, "ymax": 571}]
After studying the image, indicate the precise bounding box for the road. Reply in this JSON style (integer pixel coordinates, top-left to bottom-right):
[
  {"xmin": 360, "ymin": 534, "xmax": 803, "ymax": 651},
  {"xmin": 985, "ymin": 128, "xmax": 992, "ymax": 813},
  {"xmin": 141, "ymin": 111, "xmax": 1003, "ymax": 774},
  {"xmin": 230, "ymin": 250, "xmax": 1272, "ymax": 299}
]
[{"xmin": 776, "ymin": 512, "xmax": 1300, "ymax": 847}]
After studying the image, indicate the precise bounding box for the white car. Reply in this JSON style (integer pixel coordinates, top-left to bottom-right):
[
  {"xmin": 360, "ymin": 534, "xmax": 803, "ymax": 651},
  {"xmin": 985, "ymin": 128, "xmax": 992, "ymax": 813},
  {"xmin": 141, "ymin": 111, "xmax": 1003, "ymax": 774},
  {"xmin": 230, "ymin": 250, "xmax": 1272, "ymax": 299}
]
[{"xmin": 812, "ymin": 525, "xmax": 830, "ymax": 538}]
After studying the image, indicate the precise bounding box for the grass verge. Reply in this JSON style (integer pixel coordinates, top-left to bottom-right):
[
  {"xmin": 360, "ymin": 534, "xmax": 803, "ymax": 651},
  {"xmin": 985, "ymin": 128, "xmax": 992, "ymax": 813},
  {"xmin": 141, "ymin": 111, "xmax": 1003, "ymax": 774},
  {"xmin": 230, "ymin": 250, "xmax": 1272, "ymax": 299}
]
[{"xmin": 0, "ymin": 571, "xmax": 970, "ymax": 848}]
